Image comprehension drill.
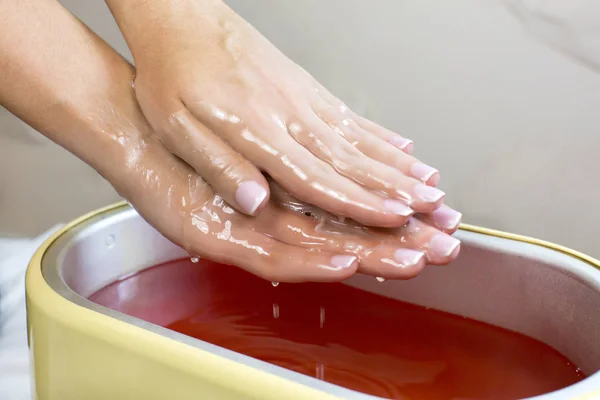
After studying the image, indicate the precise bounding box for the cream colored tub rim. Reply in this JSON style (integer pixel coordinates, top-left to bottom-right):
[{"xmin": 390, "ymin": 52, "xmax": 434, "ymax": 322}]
[{"xmin": 26, "ymin": 201, "xmax": 600, "ymax": 400}]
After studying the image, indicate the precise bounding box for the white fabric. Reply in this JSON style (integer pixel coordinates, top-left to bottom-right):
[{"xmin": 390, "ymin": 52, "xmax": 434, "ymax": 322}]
[{"xmin": 0, "ymin": 225, "xmax": 63, "ymax": 400}]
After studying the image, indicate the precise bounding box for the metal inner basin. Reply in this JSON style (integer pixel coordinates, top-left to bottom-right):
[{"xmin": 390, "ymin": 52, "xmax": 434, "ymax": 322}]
[{"xmin": 41, "ymin": 205, "xmax": 600, "ymax": 399}]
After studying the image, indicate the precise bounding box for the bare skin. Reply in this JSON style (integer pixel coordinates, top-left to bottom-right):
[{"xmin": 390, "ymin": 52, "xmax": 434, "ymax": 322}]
[
  {"xmin": 0, "ymin": 0, "xmax": 460, "ymax": 282},
  {"xmin": 104, "ymin": 0, "xmax": 462, "ymax": 227}
]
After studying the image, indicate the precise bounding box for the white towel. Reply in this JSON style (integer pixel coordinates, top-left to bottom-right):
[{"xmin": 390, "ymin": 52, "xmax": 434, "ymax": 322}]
[{"xmin": 0, "ymin": 225, "xmax": 63, "ymax": 400}]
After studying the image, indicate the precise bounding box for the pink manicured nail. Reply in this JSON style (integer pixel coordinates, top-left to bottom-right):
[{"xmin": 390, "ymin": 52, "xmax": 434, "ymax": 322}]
[
  {"xmin": 411, "ymin": 162, "xmax": 439, "ymax": 183},
  {"xmin": 384, "ymin": 200, "xmax": 414, "ymax": 216},
  {"xmin": 432, "ymin": 205, "xmax": 462, "ymax": 230},
  {"xmin": 388, "ymin": 136, "xmax": 414, "ymax": 152},
  {"xmin": 330, "ymin": 255, "xmax": 358, "ymax": 269},
  {"xmin": 428, "ymin": 173, "xmax": 441, "ymax": 186},
  {"xmin": 394, "ymin": 249, "xmax": 425, "ymax": 267},
  {"xmin": 235, "ymin": 181, "xmax": 268, "ymax": 215},
  {"xmin": 429, "ymin": 234, "xmax": 461, "ymax": 258},
  {"xmin": 414, "ymin": 184, "xmax": 445, "ymax": 203}
]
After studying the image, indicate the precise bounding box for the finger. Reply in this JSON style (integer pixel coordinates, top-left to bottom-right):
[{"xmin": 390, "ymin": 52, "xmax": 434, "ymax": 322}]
[
  {"xmin": 354, "ymin": 115, "xmax": 416, "ymax": 152},
  {"xmin": 186, "ymin": 100, "xmax": 416, "ymax": 228},
  {"xmin": 311, "ymin": 98, "xmax": 440, "ymax": 187},
  {"xmin": 357, "ymin": 245, "xmax": 427, "ymax": 279},
  {"xmin": 353, "ymin": 114, "xmax": 440, "ymax": 186},
  {"xmin": 288, "ymin": 112, "xmax": 445, "ymax": 213},
  {"xmin": 416, "ymin": 204, "xmax": 463, "ymax": 234},
  {"xmin": 355, "ymin": 126, "xmax": 440, "ymax": 187},
  {"xmin": 184, "ymin": 216, "xmax": 358, "ymax": 283},
  {"xmin": 160, "ymin": 106, "xmax": 270, "ymax": 216},
  {"xmin": 250, "ymin": 202, "xmax": 427, "ymax": 280},
  {"xmin": 264, "ymin": 161, "xmax": 416, "ymax": 228},
  {"xmin": 312, "ymin": 83, "xmax": 415, "ymax": 155},
  {"xmin": 329, "ymin": 110, "xmax": 440, "ymax": 186},
  {"xmin": 394, "ymin": 218, "xmax": 461, "ymax": 265}
]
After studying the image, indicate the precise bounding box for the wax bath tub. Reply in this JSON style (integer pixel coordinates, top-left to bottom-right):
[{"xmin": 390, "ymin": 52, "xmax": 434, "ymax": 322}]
[{"xmin": 26, "ymin": 202, "xmax": 600, "ymax": 400}]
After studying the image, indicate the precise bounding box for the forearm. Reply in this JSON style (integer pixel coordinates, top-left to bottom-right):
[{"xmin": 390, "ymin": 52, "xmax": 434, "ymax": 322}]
[
  {"xmin": 104, "ymin": 0, "xmax": 236, "ymax": 65},
  {"xmin": 0, "ymin": 0, "xmax": 142, "ymax": 180}
]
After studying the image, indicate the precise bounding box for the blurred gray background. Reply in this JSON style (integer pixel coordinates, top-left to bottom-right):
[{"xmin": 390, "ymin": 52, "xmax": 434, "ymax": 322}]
[{"xmin": 2, "ymin": 0, "xmax": 600, "ymax": 257}]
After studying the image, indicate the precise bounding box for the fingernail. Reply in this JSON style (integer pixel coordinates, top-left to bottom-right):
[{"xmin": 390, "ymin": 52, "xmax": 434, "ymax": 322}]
[
  {"xmin": 428, "ymin": 173, "xmax": 441, "ymax": 186},
  {"xmin": 432, "ymin": 205, "xmax": 462, "ymax": 230},
  {"xmin": 414, "ymin": 184, "xmax": 445, "ymax": 203},
  {"xmin": 429, "ymin": 234, "xmax": 461, "ymax": 257},
  {"xmin": 384, "ymin": 200, "xmax": 414, "ymax": 216},
  {"xmin": 236, "ymin": 181, "xmax": 268, "ymax": 215},
  {"xmin": 410, "ymin": 162, "xmax": 439, "ymax": 183},
  {"xmin": 388, "ymin": 136, "xmax": 413, "ymax": 151},
  {"xmin": 394, "ymin": 249, "xmax": 425, "ymax": 267},
  {"xmin": 330, "ymin": 255, "xmax": 358, "ymax": 269}
]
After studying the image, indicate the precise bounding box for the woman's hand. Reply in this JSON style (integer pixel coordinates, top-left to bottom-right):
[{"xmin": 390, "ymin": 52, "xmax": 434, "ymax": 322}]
[
  {"xmin": 114, "ymin": 132, "xmax": 461, "ymax": 283},
  {"xmin": 105, "ymin": 0, "xmax": 453, "ymax": 227}
]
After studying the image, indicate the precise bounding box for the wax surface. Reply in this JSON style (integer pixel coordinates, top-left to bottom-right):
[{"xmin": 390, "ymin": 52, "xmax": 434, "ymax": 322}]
[{"xmin": 89, "ymin": 259, "xmax": 585, "ymax": 399}]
